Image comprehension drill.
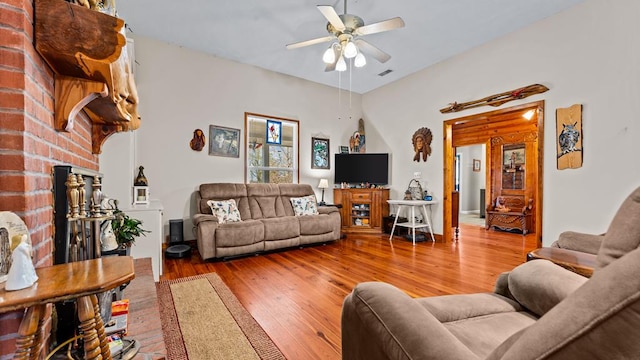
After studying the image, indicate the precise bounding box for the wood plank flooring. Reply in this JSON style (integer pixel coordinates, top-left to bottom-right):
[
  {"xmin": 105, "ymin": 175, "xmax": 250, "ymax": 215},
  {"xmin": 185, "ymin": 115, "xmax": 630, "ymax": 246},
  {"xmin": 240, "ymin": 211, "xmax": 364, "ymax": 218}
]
[{"xmin": 161, "ymin": 225, "xmax": 538, "ymax": 359}]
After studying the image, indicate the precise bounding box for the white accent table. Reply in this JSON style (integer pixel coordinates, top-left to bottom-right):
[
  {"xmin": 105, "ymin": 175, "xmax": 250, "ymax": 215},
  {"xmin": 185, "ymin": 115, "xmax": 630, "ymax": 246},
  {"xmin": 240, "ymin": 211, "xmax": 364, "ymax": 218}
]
[
  {"xmin": 387, "ymin": 199, "xmax": 437, "ymax": 245},
  {"xmin": 122, "ymin": 200, "xmax": 164, "ymax": 281}
]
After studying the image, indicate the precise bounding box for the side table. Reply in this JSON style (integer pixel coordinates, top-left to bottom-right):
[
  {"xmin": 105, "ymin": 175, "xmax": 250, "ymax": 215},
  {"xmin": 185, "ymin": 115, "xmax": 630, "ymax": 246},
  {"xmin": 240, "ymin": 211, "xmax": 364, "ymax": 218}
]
[
  {"xmin": 0, "ymin": 256, "xmax": 135, "ymax": 359},
  {"xmin": 387, "ymin": 199, "xmax": 437, "ymax": 245},
  {"xmin": 527, "ymin": 247, "xmax": 595, "ymax": 278}
]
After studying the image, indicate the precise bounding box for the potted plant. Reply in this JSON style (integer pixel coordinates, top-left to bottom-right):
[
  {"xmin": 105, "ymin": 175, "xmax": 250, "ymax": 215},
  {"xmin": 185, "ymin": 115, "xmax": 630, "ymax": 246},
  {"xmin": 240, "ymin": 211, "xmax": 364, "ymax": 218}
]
[{"xmin": 108, "ymin": 210, "xmax": 150, "ymax": 255}]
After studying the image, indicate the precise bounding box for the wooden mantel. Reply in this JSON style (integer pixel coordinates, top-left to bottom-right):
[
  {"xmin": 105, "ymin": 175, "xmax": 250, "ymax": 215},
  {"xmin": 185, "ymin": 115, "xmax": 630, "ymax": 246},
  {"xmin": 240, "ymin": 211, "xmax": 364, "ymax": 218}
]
[{"xmin": 35, "ymin": 0, "xmax": 141, "ymax": 154}]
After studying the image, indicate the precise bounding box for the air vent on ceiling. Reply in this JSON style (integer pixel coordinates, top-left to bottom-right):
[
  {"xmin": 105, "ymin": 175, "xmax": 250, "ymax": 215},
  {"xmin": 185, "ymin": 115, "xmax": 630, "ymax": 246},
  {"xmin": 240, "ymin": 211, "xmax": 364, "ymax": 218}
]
[{"xmin": 378, "ymin": 69, "xmax": 393, "ymax": 77}]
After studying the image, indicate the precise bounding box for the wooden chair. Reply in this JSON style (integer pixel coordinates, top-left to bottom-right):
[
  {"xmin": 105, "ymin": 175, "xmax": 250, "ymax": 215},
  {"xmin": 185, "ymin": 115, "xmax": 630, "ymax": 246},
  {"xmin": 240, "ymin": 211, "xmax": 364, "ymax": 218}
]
[{"xmin": 486, "ymin": 195, "xmax": 533, "ymax": 234}]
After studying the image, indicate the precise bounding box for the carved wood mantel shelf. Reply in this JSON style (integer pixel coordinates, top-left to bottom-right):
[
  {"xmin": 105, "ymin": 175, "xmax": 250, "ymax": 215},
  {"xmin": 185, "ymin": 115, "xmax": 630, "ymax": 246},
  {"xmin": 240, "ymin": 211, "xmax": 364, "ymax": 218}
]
[{"xmin": 35, "ymin": 0, "xmax": 141, "ymax": 154}]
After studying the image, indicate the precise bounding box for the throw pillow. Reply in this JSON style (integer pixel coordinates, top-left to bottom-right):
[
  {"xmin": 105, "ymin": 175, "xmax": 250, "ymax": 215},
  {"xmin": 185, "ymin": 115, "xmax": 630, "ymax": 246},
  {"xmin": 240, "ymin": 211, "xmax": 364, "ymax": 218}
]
[
  {"xmin": 206, "ymin": 199, "xmax": 242, "ymax": 224},
  {"xmin": 290, "ymin": 195, "xmax": 319, "ymax": 216}
]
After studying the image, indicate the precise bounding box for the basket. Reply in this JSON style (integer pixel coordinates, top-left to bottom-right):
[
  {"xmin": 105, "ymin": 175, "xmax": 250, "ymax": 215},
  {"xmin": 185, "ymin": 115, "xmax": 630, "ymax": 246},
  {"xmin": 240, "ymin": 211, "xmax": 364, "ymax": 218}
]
[{"xmin": 406, "ymin": 179, "xmax": 423, "ymax": 200}]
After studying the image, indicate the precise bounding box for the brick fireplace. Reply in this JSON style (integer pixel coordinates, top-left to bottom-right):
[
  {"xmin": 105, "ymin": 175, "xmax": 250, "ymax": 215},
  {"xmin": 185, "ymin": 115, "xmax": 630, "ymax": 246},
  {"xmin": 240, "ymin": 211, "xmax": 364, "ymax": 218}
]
[{"xmin": 0, "ymin": 0, "xmax": 99, "ymax": 357}]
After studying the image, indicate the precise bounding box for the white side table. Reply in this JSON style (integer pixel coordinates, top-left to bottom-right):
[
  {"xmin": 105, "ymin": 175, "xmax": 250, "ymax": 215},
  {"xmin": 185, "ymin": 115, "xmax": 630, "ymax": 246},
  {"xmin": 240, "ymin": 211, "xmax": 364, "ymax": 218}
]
[{"xmin": 387, "ymin": 199, "xmax": 437, "ymax": 245}]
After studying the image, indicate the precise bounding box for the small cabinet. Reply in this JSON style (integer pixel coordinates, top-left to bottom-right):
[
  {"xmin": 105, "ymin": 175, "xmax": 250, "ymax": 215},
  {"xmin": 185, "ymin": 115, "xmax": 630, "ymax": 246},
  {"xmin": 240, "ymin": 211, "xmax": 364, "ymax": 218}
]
[{"xmin": 334, "ymin": 188, "xmax": 389, "ymax": 233}]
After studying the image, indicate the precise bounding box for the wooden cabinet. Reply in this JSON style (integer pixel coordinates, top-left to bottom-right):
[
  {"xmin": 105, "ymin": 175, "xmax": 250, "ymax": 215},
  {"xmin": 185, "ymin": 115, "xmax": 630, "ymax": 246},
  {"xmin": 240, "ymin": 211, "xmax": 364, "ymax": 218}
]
[{"xmin": 333, "ymin": 188, "xmax": 389, "ymax": 233}]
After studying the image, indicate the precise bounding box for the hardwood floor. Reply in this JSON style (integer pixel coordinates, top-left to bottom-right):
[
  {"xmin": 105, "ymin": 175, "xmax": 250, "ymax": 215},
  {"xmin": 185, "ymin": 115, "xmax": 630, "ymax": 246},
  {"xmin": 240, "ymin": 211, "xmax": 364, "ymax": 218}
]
[{"xmin": 161, "ymin": 225, "xmax": 538, "ymax": 359}]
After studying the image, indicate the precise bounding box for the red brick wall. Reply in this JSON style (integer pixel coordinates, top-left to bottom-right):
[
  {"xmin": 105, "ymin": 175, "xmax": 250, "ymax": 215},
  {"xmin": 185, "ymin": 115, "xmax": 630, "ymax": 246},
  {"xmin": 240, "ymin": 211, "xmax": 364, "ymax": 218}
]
[{"xmin": 0, "ymin": 0, "xmax": 99, "ymax": 356}]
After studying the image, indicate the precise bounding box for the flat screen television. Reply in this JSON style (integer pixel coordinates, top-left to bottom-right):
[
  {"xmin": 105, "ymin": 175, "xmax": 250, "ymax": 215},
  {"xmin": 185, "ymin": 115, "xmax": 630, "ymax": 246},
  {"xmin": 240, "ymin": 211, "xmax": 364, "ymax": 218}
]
[{"xmin": 334, "ymin": 153, "xmax": 389, "ymax": 185}]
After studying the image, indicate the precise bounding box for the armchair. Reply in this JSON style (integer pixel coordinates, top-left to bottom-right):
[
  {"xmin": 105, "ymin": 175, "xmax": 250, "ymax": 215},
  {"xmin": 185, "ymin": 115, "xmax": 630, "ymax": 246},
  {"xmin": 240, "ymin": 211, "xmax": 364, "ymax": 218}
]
[
  {"xmin": 342, "ymin": 186, "xmax": 640, "ymax": 359},
  {"xmin": 550, "ymin": 230, "xmax": 604, "ymax": 255}
]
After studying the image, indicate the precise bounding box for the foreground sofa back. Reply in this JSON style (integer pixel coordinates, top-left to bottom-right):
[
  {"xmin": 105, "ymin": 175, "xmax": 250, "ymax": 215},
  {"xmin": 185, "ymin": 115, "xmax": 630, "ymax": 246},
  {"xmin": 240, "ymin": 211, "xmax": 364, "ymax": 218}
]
[
  {"xmin": 193, "ymin": 183, "xmax": 341, "ymax": 260},
  {"xmin": 342, "ymin": 186, "xmax": 640, "ymax": 359}
]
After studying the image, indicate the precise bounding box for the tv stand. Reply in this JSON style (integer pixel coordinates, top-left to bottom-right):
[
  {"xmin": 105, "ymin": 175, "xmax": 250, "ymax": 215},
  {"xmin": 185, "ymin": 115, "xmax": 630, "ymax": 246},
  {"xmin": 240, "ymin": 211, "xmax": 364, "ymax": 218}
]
[{"xmin": 333, "ymin": 188, "xmax": 389, "ymax": 234}]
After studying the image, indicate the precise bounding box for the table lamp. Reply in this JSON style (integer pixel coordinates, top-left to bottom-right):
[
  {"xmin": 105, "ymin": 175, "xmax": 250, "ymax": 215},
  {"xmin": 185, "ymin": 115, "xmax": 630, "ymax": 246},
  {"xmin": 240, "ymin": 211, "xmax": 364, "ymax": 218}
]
[{"xmin": 318, "ymin": 179, "xmax": 329, "ymax": 205}]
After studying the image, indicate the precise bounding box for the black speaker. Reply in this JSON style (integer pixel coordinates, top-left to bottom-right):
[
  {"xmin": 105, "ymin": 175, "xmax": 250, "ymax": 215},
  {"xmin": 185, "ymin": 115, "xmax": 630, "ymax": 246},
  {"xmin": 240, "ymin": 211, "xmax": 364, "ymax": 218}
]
[
  {"xmin": 169, "ymin": 219, "xmax": 183, "ymax": 244},
  {"xmin": 166, "ymin": 219, "xmax": 191, "ymax": 258}
]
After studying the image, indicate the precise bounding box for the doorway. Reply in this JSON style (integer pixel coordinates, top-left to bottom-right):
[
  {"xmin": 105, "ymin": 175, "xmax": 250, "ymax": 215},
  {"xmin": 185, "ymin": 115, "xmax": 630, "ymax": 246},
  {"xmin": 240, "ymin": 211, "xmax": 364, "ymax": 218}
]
[
  {"xmin": 443, "ymin": 101, "xmax": 544, "ymax": 246},
  {"xmin": 455, "ymin": 144, "xmax": 486, "ymax": 227}
]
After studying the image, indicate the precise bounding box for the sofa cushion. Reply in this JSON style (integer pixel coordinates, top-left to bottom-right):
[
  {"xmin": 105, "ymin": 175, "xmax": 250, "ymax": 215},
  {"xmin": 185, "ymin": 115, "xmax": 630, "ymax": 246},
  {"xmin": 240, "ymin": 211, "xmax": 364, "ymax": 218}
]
[
  {"xmin": 290, "ymin": 195, "xmax": 319, "ymax": 216},
  {"xmin": 279, "ymin": 183, "xmax": 315, "ymax": 216},
  {"xmin": 199, "ymin": 183, "xmax": 251, "ymax": 219},
  {"xmin": 417, "ymin": 293, "xmax": 524, "ymax": 323},
  {"xmin": 207, "ymin": 199, "xmax": 242, "ymax": 224},
  {"xmin": 298, "ymin": 213, "xmax": 334, "ymax": 235},
  {"xmin": 507, "ymin": 260, "xmax": 587, "ymax": 317},
  {"xmin": 596, "ymin": 186, "xmax": 640, "ymax": 269},
  {"xmin": 247, "ymin": 183, "xmax": 286, "ymax": 219},
  {"xmin": 215, "ymin": 220, "xmax": 264, "ymax": 248},
  {"xmin": 261, "ymin": 217, "xmax": 300, "ymax": 241}
]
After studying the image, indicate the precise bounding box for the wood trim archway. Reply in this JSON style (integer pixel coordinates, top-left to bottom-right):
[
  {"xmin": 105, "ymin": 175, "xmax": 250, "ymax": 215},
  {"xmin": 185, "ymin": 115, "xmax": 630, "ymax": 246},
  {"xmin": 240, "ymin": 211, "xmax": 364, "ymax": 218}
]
[{"xmin": 442, "ymin": 101, "xmax": 544, "ymax": 246}]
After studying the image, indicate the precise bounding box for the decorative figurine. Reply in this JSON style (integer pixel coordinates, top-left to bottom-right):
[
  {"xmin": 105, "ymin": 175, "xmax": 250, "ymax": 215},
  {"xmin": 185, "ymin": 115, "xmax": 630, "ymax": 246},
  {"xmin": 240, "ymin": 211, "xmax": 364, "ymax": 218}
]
[
  {"xmin": 412, "ymin": 127, "xmax": 433, "ymax": 162},
  {"xmin": 190, "ymin": 129, "xmax": 206, "ymax": 151},
  {"xmin": 134, "ymin": 166, "xmax": 148, "ymax": 186},
  {"xmin": 5, "ymin": 234, "xmax": 38, "ymax": 291}
]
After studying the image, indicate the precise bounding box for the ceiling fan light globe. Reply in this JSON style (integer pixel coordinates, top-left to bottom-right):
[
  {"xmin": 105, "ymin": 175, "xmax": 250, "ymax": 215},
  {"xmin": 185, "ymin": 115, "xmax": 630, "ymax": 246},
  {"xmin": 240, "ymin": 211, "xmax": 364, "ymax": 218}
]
[
  {"xmin": 343, "ymin": 41, "xmax": 358, "ymax": 58},
  {"xmin": 354, "ymin": 52, "xmax": 366, "ymax": 67},
  {"xmin": 322, "ymin": 47, "xmax": 336, "ymax": 64},
  {"xmin": 336, "ymin": 56, "xmax": 347, "ymax": 71}
]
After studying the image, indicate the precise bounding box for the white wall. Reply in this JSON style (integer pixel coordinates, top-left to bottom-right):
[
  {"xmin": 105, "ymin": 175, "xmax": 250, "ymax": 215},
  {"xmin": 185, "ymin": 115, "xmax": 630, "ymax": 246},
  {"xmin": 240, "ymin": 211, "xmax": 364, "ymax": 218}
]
[
  {"xmin": 103, "ymin": 0, "xmax": 640, "ymax": 245},
  {"xmin": 362, "ymin": 0, "xmax": 640, "ymax": 244},
  {"xmin": 101, "ymin": 36, "xmax": 366, "ymax": 240}
]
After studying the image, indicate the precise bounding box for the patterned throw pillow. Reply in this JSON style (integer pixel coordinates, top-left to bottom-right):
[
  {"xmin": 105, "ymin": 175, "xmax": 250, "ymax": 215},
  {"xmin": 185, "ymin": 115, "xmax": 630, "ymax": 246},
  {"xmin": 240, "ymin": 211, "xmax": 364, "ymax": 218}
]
[
  {"xmin": 206, "ymin": 199, "xmax": 242, "ymax": 224},
  {"xmin": 290, "ymin": 195, "xmax": 319, "ymax": 216}
]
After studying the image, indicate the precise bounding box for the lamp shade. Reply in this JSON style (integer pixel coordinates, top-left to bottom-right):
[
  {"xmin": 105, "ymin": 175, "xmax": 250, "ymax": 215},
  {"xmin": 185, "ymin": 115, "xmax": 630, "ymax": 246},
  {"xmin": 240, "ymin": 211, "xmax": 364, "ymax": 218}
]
[
  {"xmin": 354, "ymin": 52, "xmax": 366, "ymax": 68},
  {"xmin": 318, "ymin": 179, "xmax": 329, "ymax": 189},
  {"xmin": 336, "ymin": 56, "xmax": 347, "ymax": 72},
  {"xmin": 343, "ymin": 41, "xmax": 358, "ymax": 59},
  {"xmin": 322, "ymin": 46, "xmax": 336, "ymax": 64}
]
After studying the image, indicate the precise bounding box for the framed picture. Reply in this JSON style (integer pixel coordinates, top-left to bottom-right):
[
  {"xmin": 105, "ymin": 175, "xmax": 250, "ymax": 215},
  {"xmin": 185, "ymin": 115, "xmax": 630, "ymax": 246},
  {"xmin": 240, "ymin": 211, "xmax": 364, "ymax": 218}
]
[
  {"xmin": 503, "ymin": 143, "xmax": 525, "ymax": 169},
  {"xmin": 311, "ymin": 137, "xmax": 330, "ymax": 169},
  {"xmin": 339, "ymin": 146, "xmax": 349, "ymax": 154},
  {"xmin": 266, "ymin": 120, "xmax": 282, "ymax": 144},
  {"xmin": 473, "ymin": 159, "xmax": 481, "ymax": 172},
  {"xmin": 209, "ymin": 125, "xmax": 240, "ymax": 158}
]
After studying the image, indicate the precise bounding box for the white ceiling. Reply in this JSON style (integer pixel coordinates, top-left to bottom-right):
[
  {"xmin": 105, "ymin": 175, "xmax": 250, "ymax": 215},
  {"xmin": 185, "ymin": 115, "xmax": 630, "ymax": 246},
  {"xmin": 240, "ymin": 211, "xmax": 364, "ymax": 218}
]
[{"xmin": 117, "ymin": 0, "xmax": 584, "ymax": 94}]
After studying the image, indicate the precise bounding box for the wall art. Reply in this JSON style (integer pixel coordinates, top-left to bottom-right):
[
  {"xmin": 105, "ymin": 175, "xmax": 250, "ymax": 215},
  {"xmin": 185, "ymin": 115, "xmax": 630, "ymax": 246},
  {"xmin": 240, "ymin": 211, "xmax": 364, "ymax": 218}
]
[
  {"xmin": 556, "ymin": 104, "xmax": 583, "ymax": 170},
  {"xmin": 311, "ymin": 137, "xmax": 330, "ymax": 169},
  {"xmin": 266, "ymin": 120, "xmax": 282, "ymax": 144},
  {"xmin": 412, "ymin": 127, "xmax": 433, "ymax": 162},
  {"xmin": 209, "ymin": 125, "xmax": 240, "ymax": 158}
]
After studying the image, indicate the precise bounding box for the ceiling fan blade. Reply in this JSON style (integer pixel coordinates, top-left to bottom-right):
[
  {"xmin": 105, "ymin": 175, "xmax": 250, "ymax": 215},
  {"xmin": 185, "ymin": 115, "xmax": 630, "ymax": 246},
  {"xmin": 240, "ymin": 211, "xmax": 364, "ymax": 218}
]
[
  {"xmin": 354, "ymin": 39, "xmax": 391, "ymax": 63},
  {"xmin": 354, "ymin": 17, "xmax": 405, "ymax": 36},
  {"xmin": 318, "ymin": 5, "xmax": 346, "ymax": 32},
  {"xmin": 286, "ymin": 35, "xmax": 334, "ymax": 50}
]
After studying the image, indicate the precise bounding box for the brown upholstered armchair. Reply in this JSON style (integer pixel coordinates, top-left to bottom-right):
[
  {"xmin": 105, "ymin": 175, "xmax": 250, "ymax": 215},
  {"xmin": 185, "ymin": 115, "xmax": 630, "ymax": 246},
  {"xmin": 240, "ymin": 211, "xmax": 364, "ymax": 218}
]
[
  {"xmin": 486, "ymin": 195, "xmax": 533, "ymax": 234},
  {"xmin": 550, "ymin": 230, "xmax": 605, "ymax": 255},
  {"xmin": 342, "ymin": 186, "xmax": 640, "ymax": 359}
]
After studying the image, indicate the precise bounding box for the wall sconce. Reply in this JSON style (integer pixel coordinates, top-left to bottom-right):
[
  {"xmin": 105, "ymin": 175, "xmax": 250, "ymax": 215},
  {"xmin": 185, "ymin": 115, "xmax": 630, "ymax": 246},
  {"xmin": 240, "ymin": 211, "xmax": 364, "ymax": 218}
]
[{"xmin": 318, "ymin": 179, "xmax": 329, "ymax": 205}]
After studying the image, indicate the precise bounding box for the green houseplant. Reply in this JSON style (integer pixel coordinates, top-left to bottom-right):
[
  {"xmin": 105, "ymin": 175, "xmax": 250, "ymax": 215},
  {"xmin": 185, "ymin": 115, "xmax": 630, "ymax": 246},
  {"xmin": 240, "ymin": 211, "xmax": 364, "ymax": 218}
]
[{"xmin": 111, "ymin": 209, "xmax": 150, "ymax": 247}]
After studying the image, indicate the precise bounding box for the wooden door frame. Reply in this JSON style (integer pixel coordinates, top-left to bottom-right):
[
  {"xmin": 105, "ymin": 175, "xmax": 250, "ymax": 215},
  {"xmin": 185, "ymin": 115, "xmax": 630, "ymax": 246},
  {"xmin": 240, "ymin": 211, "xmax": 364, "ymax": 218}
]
[{"xmin": 442, "ymin": 101, "xmax": 544, "ymax": 246}]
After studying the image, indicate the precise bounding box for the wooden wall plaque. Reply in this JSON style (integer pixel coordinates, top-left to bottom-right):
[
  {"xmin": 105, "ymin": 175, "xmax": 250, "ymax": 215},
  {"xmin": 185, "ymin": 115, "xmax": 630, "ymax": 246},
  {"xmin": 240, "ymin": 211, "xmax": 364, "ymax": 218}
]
[{"xmin": 556, "ymin": 104, "xmax": 583, "ymax": 169}]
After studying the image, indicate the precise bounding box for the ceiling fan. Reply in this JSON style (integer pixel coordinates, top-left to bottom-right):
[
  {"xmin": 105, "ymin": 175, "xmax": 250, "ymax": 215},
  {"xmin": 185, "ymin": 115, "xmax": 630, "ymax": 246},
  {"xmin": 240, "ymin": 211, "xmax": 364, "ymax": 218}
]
[{"xmin": 286, "ymin": 0, "xmax": 405, "ymax": 72}]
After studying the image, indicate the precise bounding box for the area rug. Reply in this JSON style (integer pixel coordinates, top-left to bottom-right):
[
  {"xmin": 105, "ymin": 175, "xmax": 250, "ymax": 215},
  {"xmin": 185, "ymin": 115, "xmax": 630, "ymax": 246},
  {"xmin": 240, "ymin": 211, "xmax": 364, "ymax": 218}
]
[{"xmin": 156, "ymin": 273, "xmax": 285, "ymax": 360}]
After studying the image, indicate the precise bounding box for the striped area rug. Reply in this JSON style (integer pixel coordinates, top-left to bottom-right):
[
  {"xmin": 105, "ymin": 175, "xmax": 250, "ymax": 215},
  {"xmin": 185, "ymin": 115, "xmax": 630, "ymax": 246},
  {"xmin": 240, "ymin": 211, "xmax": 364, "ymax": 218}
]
[{"xmin": 156, "ymin": 273, "xmax": 285, "ymax": 360}]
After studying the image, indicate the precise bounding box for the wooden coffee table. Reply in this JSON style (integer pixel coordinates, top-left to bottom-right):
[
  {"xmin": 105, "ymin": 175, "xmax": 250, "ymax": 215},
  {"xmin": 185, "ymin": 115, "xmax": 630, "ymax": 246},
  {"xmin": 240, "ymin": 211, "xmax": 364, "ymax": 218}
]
[{"xmin": 527, "ymin": 247, "xmax": 596, "ymax": 278}]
